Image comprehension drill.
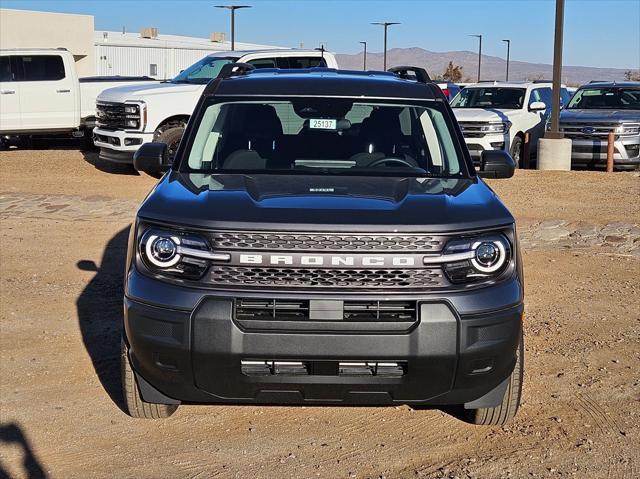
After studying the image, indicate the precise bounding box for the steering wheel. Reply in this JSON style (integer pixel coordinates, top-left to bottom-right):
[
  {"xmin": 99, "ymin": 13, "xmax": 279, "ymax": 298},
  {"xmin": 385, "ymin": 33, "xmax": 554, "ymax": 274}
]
[{"xmin": 367, "ymin": 157, "xmax": 415, "ymax": 168}]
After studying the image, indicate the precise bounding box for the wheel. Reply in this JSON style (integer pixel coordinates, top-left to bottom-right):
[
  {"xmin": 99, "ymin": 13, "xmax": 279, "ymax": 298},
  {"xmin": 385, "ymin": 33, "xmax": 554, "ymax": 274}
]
[
  {"xmin": 121, "ymin": 339, "xmax": 178, "ymax": 419},
  {"xmin": 510, "ymin": 135, "xmax": 523, "ymax": 168},
  {"xmin": 464, "ymin": 335, "xmax": 523, "ymax": 426},
  {"xmin": 153, "ymin": 124, "xmax": 184, "ymax": 163}
]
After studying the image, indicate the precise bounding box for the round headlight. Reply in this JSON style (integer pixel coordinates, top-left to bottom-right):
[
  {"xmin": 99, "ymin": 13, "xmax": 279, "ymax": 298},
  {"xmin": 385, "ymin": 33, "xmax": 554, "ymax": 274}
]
[
  {"xmin": 471, "ymin": 239, "xmax": 507, "ymax": 273},
  {"xmin": 144, "ymin": 234, "xmax": 181, "ymax": 268}
]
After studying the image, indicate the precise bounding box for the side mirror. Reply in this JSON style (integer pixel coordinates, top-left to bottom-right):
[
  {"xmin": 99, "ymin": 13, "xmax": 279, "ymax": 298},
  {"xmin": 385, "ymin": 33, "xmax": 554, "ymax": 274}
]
[
  {"xmin": 478, "ymin": 150, "xmax": 516, "ymax": 179},
  {"xmin": 133, "ymin": 142, "xmax": 169, "ymax": 175},
  {"xmin": 529, "ymin": 101, "xmax": 547, "ymax": 111}
]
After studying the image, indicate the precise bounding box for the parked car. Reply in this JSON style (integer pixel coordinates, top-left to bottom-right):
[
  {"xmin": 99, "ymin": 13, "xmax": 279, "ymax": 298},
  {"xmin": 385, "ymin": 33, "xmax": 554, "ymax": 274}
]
[
  {"xmin": 0, "ymin": 49, "xmax": 155, "ymax": 144},
  {"xmin": 433, "ymin": 81, "xmax": 461, "ymax": 101},
  {"xmin": 450, "ymin": 80, "xmax": 571, "ymax": 166},
  {"xmin": 558, "ymin": 82, "xmax": 640, "ymax": 170},
  {"xmin": 93, "ymin": 49, "xmax": 338, "ymax": 163},
  {"xmin": 123, "ymin": 64, "xmax": 523, "ymax": 426}
]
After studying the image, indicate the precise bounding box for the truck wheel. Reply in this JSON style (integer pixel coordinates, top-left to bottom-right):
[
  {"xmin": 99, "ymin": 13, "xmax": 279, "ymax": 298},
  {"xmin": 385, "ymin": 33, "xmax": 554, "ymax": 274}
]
[
  {"xmin": 153, "ymin": 125, "xmax": 184, "ymax": 163},
  {"xmin": 121, "ymin": 339, "xmax": 178, "ymax": 419},
  {"xmin": 509, "ymin": 135, "xmax": 524, "ymax": 168},
  {"xmin": 464, "ymin": 335, "xmax": 523, "ymax": 426}
]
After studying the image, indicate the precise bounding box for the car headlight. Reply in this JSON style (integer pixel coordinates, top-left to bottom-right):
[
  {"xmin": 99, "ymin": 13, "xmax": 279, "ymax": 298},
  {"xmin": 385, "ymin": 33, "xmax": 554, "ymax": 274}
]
[
  {"xmin": 480, "ymin": 122, "xmax": 511, "ymax": 134},
  {"xmin": 438, "ymin": 234, "xmax": 512, "ymax": 284},
  {"xmin": 124, "ymin": 102, "xmax": 146, "ymax": 130},
  {"xmin": 615, "ymin": 123, "xmax": 640, "ymax": 135},
  {"xmin": 138, "ymin": 227, "xmax": 228, "ymax": 280}
]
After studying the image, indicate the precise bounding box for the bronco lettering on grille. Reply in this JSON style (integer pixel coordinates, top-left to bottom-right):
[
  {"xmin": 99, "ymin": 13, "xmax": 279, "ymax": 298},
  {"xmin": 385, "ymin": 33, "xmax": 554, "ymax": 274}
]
[{"xmin": 238, "ymin": 254, "xmax": 417, "ymax": 268}]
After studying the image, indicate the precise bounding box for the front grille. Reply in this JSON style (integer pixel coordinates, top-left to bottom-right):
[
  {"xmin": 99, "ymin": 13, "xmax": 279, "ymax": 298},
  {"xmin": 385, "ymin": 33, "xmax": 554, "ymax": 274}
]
[
  {"xmin": 211, "ymin": 231, "xmax": 445, "ymax": 252},
  {"xmin": 561, "ymin": 122, "xmax": 625, "ymax": 139},
  {"xmin": 459, "ymin": 122, "xmax": 487, "ymax": 138},
  {"xmin": 235, "ymin": 299, "xmax": 417, "ymax": 322},
  {"xmin": 211, "ymin": 266, "xmax": 445, "ymax": 290},
  {"xmin": 96, "ymin": 102, "xmax": 127, "ymax": 130}
]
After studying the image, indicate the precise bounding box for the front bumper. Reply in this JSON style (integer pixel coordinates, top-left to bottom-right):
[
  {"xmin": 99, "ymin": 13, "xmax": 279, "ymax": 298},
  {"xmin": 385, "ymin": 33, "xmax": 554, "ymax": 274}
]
[
  {"xmin": 124, "ymin": 269, "xmax": 524, "ymax": 407},
  {"xmin": 93, "ymin": 127, "xmax": 154, "ymax": 163},
  {"xmin": 569, "ymin": 136, "xmax": 640, "ymax": 169},
  {"xmin": 463, "ymin": 134, "xmax": 509, "ymax": 165}
]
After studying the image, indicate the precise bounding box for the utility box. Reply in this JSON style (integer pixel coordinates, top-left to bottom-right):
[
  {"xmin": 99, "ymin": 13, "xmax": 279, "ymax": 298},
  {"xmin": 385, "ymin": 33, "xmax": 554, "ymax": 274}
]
[
  {"xmin": 210, "ymin": 32, "xmax": 225, "ymax": 43},
  {"xmin": 140, "ymin": 27, "xmax": 159, "ymax": 39}
]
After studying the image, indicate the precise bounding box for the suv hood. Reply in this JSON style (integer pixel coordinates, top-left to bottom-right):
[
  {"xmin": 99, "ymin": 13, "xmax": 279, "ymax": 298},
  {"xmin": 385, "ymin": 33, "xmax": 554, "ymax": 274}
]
[
  {"xmin": 453, "ymin": 108, "xmax": 522, "ymax": 123},
  {"xmin": 97, "ymin": 82, "xmax": 204, "ymax": 102},
  {"xmin": 138, "ymin": 173, "xmax": 514, "ymax": 233},
  {"xmin": 559, "ymin": 109, "xmax": 640, "ymax": 123}
]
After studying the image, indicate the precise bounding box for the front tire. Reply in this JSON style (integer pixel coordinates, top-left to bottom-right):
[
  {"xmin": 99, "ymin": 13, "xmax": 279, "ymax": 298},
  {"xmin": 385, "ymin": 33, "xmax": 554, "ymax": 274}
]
[
  {"xmin": 153, "ymin": 125, "xmax": 184, "ymax": 163},
  {"xmin": 464, "ymin": 335, "xmax": 523, "ymax": 426},
  {"xmin": 510, "ymin": 135, "xmax": 523, "ymax": 168},
  {"xmin": 121, "ymin": 339, "xmax": 178, "ymax": 419}
]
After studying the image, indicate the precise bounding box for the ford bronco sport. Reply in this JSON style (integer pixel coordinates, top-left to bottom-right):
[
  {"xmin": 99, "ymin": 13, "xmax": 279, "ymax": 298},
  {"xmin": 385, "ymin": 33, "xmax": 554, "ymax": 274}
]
[{"xmin": 122, "ymin": 64, "xmax": 523, "ymax": 425}]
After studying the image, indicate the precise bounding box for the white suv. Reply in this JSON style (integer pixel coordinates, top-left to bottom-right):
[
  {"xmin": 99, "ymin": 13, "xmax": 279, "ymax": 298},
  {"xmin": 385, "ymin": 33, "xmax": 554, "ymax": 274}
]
[
  {"xmin": 93, "ymin": 49, "xmax": 337, "ymax": 163},
  {"xmin": 451, "ymin": 81, "xmax": 571, "ymax": 166}
]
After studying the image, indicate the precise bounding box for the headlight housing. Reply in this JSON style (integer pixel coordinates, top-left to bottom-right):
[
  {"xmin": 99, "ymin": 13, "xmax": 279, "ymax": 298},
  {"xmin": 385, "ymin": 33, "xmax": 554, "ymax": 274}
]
[
  {"xmin": 438, "ymin": 234, "xmax": 512, "ymax": 284},
  {"xmin": 615, "ymin": 123, "xmax": 640, "ymax": 136},
  {"xmin": 480, "ymin": 122, "xmax": 511, "ymax": 134},
  {"xmin": 138, "ymin": 227, "xmax": 226, "ymax": 280},
  {"xmin": 123, "ymin": 101, "xmax": 146, "ymax": 131}
]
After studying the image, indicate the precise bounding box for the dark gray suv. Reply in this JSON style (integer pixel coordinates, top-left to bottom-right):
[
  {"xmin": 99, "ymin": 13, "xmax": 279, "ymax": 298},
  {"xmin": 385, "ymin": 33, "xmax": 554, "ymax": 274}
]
[{"xmin": 122, "ymin": 65, "xmax": 523, "ymax": 425}]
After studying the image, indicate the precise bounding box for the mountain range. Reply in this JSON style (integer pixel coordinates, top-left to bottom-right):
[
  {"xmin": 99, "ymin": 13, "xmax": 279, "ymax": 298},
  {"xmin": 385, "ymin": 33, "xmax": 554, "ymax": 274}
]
[{"xmin": 335, "ymin": 47, "xmax": 636, "ymax": 85}]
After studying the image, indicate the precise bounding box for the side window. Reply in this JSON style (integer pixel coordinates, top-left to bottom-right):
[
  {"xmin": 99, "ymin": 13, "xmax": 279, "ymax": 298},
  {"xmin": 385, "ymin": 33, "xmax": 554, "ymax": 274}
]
[
  {"xmin": 0, "ymin": 56, "xmax": 11, "ymax": 82},
  {"xmin": 286, "ymin": 57, "xmax": 328, "ymax": 69},
  {"xmin": 19, "ymin": 55, "xmax": 65, "ymax": 81},
  {"xmin": 248, "ymin": 58, "xmax": 277, "ymax": 69},
  {"xmin": 538, "ymin": 87, "xmax": 553, "ymax": 107},
  {"xmin": 528, "ymin": 89, "xmax": 542, "ymax": 105}
]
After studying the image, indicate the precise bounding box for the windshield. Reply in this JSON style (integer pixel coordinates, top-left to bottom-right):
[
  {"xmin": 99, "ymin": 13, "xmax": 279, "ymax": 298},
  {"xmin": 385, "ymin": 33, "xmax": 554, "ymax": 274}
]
[
  {"xmin": 567, "ymin": 87, "xmax": 640, "ymax": 110},
  {"xmin": 451, "ymin": 87, "xmax": 526, "ymax": 109},
  {"xmin": 183, "ymin": 98, "xmax": 467, "ymax": 177},
  {"xmin": 171, "ymin": 56, "xmax": 237, "ymax": 84}
]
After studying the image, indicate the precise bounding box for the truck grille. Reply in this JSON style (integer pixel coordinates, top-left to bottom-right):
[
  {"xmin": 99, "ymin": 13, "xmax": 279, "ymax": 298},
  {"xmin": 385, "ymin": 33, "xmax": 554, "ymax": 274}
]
[
  {"xmin": 235, "ymin": 299, "xmax": 417, "ymax": 322},
  {"xmin": 211, "ymin": 231, "xmax": 445, "ymax": 252},
  {"xmin": 96, "ymin": 102, "xmax": 127, "ymax": 130},
  {"xmin": 458, "ymin": 122, "xmax": 487, "ymax": 138},
  {"xmin": 210, "ymin": 266, "xmax": 445, "ymax": 290},
  {"xmin": 560, "ymin": 122, "xmax": 622, "ymax": 139}
]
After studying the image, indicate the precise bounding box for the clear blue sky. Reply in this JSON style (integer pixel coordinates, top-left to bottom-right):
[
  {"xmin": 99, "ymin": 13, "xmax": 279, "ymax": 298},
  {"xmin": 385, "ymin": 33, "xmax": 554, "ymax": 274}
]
[{"xmin": 1, "ymin": 0, "xmax": 639, "ymax": 69}]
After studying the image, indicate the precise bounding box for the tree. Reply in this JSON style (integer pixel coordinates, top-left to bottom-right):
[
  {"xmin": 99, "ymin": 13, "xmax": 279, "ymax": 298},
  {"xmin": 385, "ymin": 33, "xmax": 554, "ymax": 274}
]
[
  {"xmin": 624, "ymin": 70, "xmax": 640, "ymax": 81},
  {"xmin": 441, "ymin": 61, "xmax": 464, "ymax": 82}
]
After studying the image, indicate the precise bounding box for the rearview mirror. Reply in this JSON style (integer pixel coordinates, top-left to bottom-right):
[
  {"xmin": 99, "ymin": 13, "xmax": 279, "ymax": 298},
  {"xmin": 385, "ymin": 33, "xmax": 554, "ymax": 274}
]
[
  {"xmin": 133, "ymin": 142, "xmax": 169, "ymax": 176},
  {"xmin": 478, "ymin": 150, "xmax": 516, "ymax": 179},
  {"xmin": 529, "ymin": 101, "xmax": 546, "ymax": 111}
]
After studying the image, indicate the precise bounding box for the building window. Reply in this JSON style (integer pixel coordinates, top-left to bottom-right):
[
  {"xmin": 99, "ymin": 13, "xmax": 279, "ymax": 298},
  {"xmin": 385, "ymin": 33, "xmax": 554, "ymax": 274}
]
[{"xmin": 150, "ymin": 64, "xmax": 158, "ymax": 76}]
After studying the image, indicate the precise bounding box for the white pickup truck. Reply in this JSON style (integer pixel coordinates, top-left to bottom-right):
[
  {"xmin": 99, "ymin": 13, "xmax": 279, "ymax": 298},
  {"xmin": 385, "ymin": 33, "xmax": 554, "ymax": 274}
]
[
  {"xmin": 93, "ymin": 49, "xmax": 338, "ymax": 163},
  {"xmin": 0, "ymin": 49, "xmax": 156, "ymax": 144}
]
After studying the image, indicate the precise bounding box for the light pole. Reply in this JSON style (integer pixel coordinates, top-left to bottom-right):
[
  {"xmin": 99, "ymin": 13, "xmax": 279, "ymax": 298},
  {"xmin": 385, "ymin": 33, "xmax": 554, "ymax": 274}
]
[
  {"xmin": 371, "ymin": 22, "xmax": 400, "ymax": 70},
  {"xmin": 469, "ymin": 34, "xmax": 482, "ymax": 82},
  {"xmin": 215, "ymin": 5, "xmax": 251, "ymax": 51},
  {"xmin": 547, "ymin": 0, "xmax": 565, "ymax": 139},
  {"xmin": 359, "ymin": 41, "xmax": 367, "ymax": 70},
  {"xmin": 502, "ymin": 39, "xmax": 511, "ymax": 81}
]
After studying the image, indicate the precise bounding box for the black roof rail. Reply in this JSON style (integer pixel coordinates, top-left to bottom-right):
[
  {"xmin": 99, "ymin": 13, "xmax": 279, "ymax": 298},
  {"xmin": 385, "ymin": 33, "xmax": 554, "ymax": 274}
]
[
  {"xmin": 216, "ymin": 62, "xmax": 256, "ymax": 80},
  {"xmin": 532, "ymin": 79, "xmax": 553, "ymax": 83},
  {"xmin": 387, "ymin": 66, "xmax": 431, "ymax": 84}
]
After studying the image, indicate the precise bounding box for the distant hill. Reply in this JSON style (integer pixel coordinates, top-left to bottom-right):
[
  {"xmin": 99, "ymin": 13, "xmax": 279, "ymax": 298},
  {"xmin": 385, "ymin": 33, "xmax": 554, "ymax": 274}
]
[{"xmin": 336, "ymin": 47, "xmax": 636, "ymax": 86}]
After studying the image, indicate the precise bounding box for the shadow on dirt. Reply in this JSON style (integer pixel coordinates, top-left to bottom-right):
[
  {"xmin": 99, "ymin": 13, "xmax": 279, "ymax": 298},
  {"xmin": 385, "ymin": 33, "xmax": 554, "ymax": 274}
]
[
  {"xmin": 75, "ymin": 226, "xmax": 131, "ymax": 413},
  {"xmin": 0, "ymin": 422, "xmax": 47, "ymax": 479}
]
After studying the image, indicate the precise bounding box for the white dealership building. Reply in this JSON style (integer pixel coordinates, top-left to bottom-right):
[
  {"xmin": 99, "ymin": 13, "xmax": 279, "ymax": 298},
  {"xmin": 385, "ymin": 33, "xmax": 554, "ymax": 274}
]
[{"xmin": 0, "ymin": 8, "xmax": 283, "ymax": 79}]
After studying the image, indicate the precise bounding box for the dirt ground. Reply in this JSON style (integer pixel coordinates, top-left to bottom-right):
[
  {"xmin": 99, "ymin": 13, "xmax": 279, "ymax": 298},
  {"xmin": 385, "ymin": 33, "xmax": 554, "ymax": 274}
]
[{"xmin": 1, "ymin": 147, "xmax": 638, "ymax": 479}]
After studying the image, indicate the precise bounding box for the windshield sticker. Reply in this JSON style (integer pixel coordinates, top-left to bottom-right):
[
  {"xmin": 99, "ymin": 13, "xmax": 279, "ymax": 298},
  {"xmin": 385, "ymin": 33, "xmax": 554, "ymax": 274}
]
[{"xmin": 310, "ymin": 119, "xmax": 337, "ymax": 130}]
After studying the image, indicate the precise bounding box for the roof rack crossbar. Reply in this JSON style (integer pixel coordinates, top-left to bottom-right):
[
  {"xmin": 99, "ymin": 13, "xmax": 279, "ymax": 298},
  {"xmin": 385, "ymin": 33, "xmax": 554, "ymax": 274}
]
[
  {"xmin": 387, "ymin": 66, "xmax": 431, "ymax": 84},
  {"xmin": 217, "ymin": 62, "xmax": 256, "ymax": 80}
]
